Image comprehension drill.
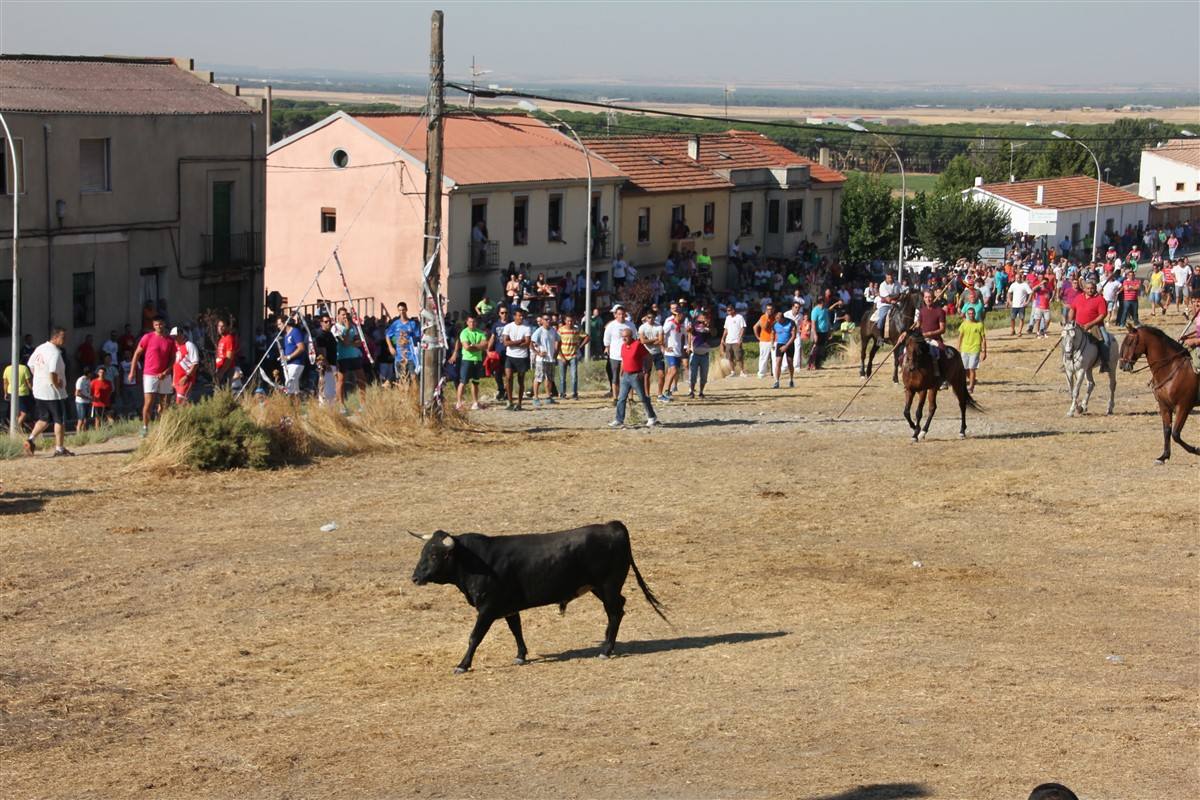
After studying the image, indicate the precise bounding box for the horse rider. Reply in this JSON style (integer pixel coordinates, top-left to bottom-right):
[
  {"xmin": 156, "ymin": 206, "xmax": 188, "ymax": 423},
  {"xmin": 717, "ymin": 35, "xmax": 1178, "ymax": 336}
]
[
  {"xmin": 918, "ymin": 289, "xmax": 947, "ymax": 380},
  {"xmin": 1183, "ymin": 296, "xmax": 1200, "ymax": 351},
  {"xmin": 873, "ymin": 270, "xmax": 900, "ymax": 334},
  {"xmin": 1068, "ymin": 279, "xmax": 1112, "ymax": 373}
]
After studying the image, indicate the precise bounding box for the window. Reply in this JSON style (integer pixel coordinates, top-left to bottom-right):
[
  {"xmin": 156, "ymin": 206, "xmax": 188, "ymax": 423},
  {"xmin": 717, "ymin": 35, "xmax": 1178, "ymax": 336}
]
[
  {"xmin": 321, "ymin": 208, "xmax": 336, "ymax": 232},
  {"xmin": 73, "ymin": 271, "xmax": 95, "ymax": 328},
  {"xmin": 548, "ymin": 193, "xmax": 563, "ymax": 241},
  {"xmin": 740, "ymin": 201, "xmax": 753, "ymax": 236},
  {"xmin": 1176, "ymin": 182, "xmax": 1186, "ymax": 192},
  {"xmin": 767, "ymin": 199, "xmax": 780, "ymax": 234},
  {"xmin": 1106, "ymin": 218, "xmax": 1115, "ymax": 234},
  {"xmin": 813, "ymin": 198, "xmax": 824, "ymax": 233},
  {"xmin": 0, "ymin": 279, "xmax": 11, "ymax": 337},
  {"xmin": 787, "ymin": 199, "xmax": 804, "ymax": 232},
  {"xmin": 703, "ymin": 202, "xmax": 715, "ymax": 235},
  {"xmin": 670, "ymin": 205, "xmax": 687, "ymax": 238},
  {"xmin": 80, "ymin": 138, "xmax": 111, "ymax": 192},
  {"xmin": 513, "ymin": 196, "xmax": 528, "ymax": 245},
  {"xmin": 637, "ymin": 207, "xmax": 651, "ymax": 243},
  {"xmin": 2, "ymin": 137, "xmax": 24, "ymax": 195},
  {"xmin": 331, "ymin": 149, "xmax": 350, "ymax": 169}
]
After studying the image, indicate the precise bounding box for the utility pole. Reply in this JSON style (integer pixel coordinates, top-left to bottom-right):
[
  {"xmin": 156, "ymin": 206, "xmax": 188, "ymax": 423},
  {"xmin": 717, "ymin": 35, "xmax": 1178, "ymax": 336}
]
[
  {"xmin": 1, "ymin": 112, "xmax": 21, "ymax": 437},
  {"xmin": 419, "ymin": 9, "xmax": 445, "ymax": 413}
]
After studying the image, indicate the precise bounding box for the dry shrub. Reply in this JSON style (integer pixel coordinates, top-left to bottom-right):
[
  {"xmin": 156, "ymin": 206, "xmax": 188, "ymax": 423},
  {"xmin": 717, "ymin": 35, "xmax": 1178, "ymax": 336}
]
[{"xmin": 131, "ymin": 392, "xmax": 277, "ymax": 472}]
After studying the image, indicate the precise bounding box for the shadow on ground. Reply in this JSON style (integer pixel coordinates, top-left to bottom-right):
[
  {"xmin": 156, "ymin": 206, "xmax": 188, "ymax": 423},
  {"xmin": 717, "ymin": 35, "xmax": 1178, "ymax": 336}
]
[
  {"xmin": 540, "ymin": 630, "xmax": 789, "ymax": 663},
  {"xmin": 807, "ymin": 782, "xmax": 931, "ymax": 800},
  {"xmin": 0, "ymin": 488, "xmax": 95, "ymax": 515}
]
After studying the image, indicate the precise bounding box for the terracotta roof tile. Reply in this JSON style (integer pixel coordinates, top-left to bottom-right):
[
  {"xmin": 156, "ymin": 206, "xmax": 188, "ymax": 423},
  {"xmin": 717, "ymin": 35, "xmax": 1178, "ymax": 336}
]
[
  {"xmin": 702, "ymin": 130, "xmax": 846, "ymax": 184},
  {"xmin": 580, "ymin": 136, "xmax": 734, "ymax": 193},
  {"xmin": 974, "ymin": 176, "xmax": 1147, "ymax": 211},
  {"xmin": 1143, "ymin": 139, "xmax": 1200, "ymax": 169},
  {"xmin": 353, "ymin": 113, "xmax": 625, "ymax": 186},
  {"xmin": 0, "ymin": 55, "xmax": 255, "ymax": 115}
]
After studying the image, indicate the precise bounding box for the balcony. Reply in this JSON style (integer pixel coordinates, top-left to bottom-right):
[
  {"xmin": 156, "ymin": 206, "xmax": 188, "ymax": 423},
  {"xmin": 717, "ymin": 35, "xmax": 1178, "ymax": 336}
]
[
  {"xmin": 590, "ymin": 236, "xmax": 612, "ymax": 260},
  {"xmin": 469, "ymin": 239, "xmax": 499, "ymax": 272},
  {"xmin": 202, "ymin": 232, "xmax": 263, "ymax": 268}
]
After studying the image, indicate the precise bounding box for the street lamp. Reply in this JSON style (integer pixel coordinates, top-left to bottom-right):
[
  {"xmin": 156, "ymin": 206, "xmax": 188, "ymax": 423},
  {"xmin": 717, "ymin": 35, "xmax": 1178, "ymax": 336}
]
[
  {"xmin": 1052, "ymin": 130, "xmax": 1102, "ymax": 263},
  {"xmin": 518, "ymin": 99, "xmax": 594, "ymax": 329},
  {"xmin": 847, "ymin": 121, "xmax": 906, "ymax": 284},
  {"xmin": 0, "ymin": 112, "xmax": 20, "ymax": 437}
]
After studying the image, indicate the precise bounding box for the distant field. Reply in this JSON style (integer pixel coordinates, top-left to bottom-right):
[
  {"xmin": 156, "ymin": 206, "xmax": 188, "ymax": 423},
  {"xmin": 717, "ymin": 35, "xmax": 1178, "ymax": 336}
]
[
  {"xmin": 268, "ymin": 89, "xmax": 1200, "ymax": 126},
  {"xmin": 847, "ymin": 170, "xmax": 939, "ymax": 194}
]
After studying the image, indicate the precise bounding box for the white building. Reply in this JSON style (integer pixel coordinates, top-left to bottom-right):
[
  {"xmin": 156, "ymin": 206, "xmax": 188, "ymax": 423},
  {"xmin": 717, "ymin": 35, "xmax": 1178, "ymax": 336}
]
[
  {"xmin": 964, "ymin": 176, "xmax": 1149, "ymax": 256},
  {"xmin": 1139, "ymin": 140, "xmax": 1200, "ymax": 204}
]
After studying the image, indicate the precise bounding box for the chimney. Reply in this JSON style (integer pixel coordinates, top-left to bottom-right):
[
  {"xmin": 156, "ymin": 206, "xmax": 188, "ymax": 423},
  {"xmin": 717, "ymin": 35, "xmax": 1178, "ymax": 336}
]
[
  {"xmin": 974, "ymin": 176, "xmax": 983, "ymax": 187},
  {"xmin": 687, "ymin": 135, "xmax": 700, "ymax": 161},
  {"xmin": 1036, "ymin": 184, "xmax": 1045, "ymax": 205},
  {"xmin": 818, "ymin": 147, "xmax": 830, "ymax": 167}
]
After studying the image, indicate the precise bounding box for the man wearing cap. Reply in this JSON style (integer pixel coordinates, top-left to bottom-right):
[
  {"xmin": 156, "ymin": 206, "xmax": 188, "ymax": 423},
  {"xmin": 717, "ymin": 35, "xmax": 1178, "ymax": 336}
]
[
  {"xmin": 129, "ymin": 315, "xmax": 175, "ymax": 436},
  {"xmin": 171, "ymin": 326, "xmax": 201, "ymax": 404},
  {"xmin": 603, "ymin": 305, "xmax": 636, "ymax": 403}
]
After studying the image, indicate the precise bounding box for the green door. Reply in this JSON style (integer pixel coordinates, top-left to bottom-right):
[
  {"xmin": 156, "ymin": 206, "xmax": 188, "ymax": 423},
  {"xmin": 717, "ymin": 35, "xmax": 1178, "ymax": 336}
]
[{"xmin": 212, "ymin": 182, "xmax": 233, "ymax": 263}]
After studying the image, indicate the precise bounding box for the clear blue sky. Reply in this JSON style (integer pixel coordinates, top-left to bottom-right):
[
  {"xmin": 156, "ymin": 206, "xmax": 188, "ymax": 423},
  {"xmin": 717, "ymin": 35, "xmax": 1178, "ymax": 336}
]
[{"xmin": 3, "ymin": 1, "xmax": 1198, "ymax": 88}]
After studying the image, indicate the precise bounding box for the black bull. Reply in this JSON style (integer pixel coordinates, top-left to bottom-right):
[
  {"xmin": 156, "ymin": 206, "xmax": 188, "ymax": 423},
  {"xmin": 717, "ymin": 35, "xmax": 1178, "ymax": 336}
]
[{"xmin": 411, "ymin": 521, "xmax": 668, "ymax": 673}]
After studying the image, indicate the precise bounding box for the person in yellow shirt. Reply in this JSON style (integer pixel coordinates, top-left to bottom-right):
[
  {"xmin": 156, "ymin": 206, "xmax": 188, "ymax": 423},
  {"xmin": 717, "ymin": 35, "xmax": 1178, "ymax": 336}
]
[
  {"xmin": 1148, "ymin": 265, "xmax": 1166, "ymax": 316},
  {"xmin": 3, "ymin": 360, "xmax": 33, "ymax": 431},
  {"xmin": 956, "ymin": 307, "xmax": 987, "ymax": 393}
]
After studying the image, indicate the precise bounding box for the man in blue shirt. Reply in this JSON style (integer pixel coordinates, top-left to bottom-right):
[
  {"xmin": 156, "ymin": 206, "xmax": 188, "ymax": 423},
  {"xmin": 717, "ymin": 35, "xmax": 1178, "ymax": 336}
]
[
  {"xmin": 809, "ymin": 297, "xmax": 832, "ymax": 370},
  {"xmin": 282, "ymin": 316, "xmax": 307, "ymax": 396},
  {"xmin": 771, "ymin": 309, "xmax": 796, "ymax": 389},
  {"xmin": 486, "ymin": 306, "xmax": 510, "ymax": 402},
  {"xmin": 385, "ymin": 302, "xmax": 421, "ymax": 382}
]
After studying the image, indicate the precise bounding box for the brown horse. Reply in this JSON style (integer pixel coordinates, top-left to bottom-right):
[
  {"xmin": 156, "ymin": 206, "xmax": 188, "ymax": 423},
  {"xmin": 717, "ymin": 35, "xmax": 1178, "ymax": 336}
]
[
  {"xmin": 900, "ymin": 333, "xmax": 981, "ymax": 442},
  {"xmin": 859, "ymin": 290, "xmax": 920, "ymax": 382},
  {"xmin": 1118, "ymin": 323, "xmax": 1199, "ymax": 464}
]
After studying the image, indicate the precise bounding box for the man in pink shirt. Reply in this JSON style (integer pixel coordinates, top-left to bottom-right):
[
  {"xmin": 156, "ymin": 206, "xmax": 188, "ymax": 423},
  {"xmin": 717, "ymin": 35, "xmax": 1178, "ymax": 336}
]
[{"xmin": 128, "ymin": 316, "xmax": 175, "ymax": 436}]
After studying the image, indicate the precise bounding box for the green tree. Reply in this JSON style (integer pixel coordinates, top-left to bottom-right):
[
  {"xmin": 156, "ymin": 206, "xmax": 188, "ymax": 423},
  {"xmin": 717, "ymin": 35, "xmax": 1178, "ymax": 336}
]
[
  {"xmin": 840, "ymin": 172, "xmax": 899, "ymax": 264},
  {"xmin": 913, "ymin": 192, "xmax": 1011, "ymax": 264}
]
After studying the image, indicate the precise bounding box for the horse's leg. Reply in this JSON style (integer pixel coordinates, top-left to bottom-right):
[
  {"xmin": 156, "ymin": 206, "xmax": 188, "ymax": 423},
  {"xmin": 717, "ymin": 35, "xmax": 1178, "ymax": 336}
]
[
  {"xmin": 903, "ymin": 388, "xmax": 917, "ymax": 436},
  {"xmin": 1080, "ymin": 365, "xmax": 1095, "ymax": 414},
  {"xmin": 891, "ymin": 344, "xmax": 901, "ymax": 384},
  {"xmin": 860, "ymin": 331, "xmax": 871, "ymax": 377},
  {"xmin": 1105, "ymin": 351, "xmax": 1118, "ymax": 415},
  {"xmin": 1065, "ymin": 367, "xmax": 1079, "ymax": 417},
  {"xmin": 952, "ymin": 373, "xmax": 969, "ymax": 439},
  {"xmin": 1155, "ymin": 403, "xmax": 1173, "ymax": 464},
  {"xmin": 921, "ymin": 388, "xmax": 937, "ymax": 441},
  {"xmin": 1171, "ymin": 402, "xmax": 1198, "ymax": 455},
  {"xmin": 913, "ymin": 390, "xmax": 926, "ymax": 442}
]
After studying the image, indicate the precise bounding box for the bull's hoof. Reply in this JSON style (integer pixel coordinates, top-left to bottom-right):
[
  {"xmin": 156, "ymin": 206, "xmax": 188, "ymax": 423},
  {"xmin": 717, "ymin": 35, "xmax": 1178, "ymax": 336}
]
[
  {"xmin": 1153, "ymin": 458, "xmax": 1167, "ymax": 466},
  {"xmin": 917, "ymin": 430, "xmax": 927, "ymax": 441},
  {"xmin": 453, "ymin": 666, "xmax": 468, "ymax": 674},
  {"xmin": 512, "ymin": 657, "xmax": 527, "ymax": 666},
  {"xmin": 1106, "ymin": 409, "xmax": 1114, "ymax": 416},
  {"xmin": 958, "ymin": 432, "xmax": 966, "ymax": 440},
  {"xmin": 597, "ymin": 652, "xmax": 612, "ymax": 660}
]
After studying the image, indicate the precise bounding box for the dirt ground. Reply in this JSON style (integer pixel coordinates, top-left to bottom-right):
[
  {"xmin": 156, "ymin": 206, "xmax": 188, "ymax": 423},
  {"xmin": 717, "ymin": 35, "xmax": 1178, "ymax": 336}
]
[
  {"xmin": 2, "ymin": 332, "xmax": 1197, "ymax": 800},
  {"xmin": 271, "ymin": 88, "xmax": 1200, "ymax": 126}
]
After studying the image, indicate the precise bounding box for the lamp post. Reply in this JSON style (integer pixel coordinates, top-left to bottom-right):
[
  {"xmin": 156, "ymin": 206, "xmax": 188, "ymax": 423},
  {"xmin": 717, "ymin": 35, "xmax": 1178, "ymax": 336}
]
[
  {"xmin": 0, "ymin": 112, "xmax": 20, "ymax": 437},
  {"xmin": 848, "ymin": 121, "xmax": 906, "ymax": 285},
  {"xmin": 1052, "ymin": 130, "xmax": 1102, "ymax": 264},
  {"xmin": 518, "ymin": 100, "xmax": 593, "ymax": 329}
]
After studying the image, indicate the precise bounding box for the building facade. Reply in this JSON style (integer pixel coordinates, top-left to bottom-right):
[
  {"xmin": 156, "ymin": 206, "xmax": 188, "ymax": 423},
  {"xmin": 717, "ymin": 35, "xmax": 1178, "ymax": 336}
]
[
  {"xmin": 964, "ymin": 176, "xmax": 1150, "ymax": 256},
  {"xmin": 1138, "ymin": 139, "xmax": 1200, "ymax": 227},
  {"xmin": 0, "ymin": 55, "xmax": 266, "ymax": 360},
  {"xmin": 265, "ymin": 112, "xmax": 625, "ymax": 316}
]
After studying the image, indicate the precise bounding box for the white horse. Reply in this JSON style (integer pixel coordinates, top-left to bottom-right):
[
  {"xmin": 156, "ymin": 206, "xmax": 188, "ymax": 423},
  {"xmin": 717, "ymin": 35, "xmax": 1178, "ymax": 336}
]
[{"xmin": 1061, "ymin": 321, "xmax": 1118, "ymax": 416}]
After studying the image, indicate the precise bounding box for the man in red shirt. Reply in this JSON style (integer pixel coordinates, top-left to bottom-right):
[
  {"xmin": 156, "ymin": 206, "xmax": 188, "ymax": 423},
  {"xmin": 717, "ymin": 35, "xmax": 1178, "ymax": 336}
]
[
  {"xmin": 214, "ymin": 319, "xmax": 239, "ymax": 387},
  {"xmin": 1069, "ymin": 280, "xmax": 1112, "ymax": 372},
  {"xmin": 917, "ymin": 289, "xmax": 947, "ymax": 379},
  {"xmin": 1118, "ymin": 267, "xmax": 1142, "ymax": 326},
  {"xmin": 609, "ymin": 327, "xmax": 659, "ymax": 429}
]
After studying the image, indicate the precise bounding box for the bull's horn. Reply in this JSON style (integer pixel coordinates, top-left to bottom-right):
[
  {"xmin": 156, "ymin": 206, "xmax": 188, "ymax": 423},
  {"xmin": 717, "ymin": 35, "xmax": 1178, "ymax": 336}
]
[{"xmin": 407, "ymin": 530, "xmax": 433, "ymax": 541}]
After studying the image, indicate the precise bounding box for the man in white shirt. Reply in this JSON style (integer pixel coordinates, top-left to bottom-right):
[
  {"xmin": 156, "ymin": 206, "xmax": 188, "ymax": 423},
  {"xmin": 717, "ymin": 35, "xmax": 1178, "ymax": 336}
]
[
  {"xmin": 637, "ymin": 312, "xmax": 666, "ymax": 400},
  {"xmin": 501, "ymin": 308, "xmax": 533, "ymax": 411},
  {"xmin": 1006, "ymin": 273, "xmax": 1033, "ymax": 337},
  {"xmin": 1172, "ymin": 262, "xmax": 1190, "ymax": 305},
  {"xmin": 24, "ymin": 326, "xmax": 72, "ymax": 456},
  {"xmin": 722, "ymin": 304, "xmax": 747, "ymax": 377},
  {"xmin": 603, "ymin": 305, "xmax": 637, "ymax": 402},
  {"xmin": 1102, "ymin": 273, "xmax": 1123, "ymax": 321},
  {"xmin": 662, "ymin": 307, "xmax": 690, "ymax": 399},
  {"xmin": 874, "ymin": 271, "xmax": 899, "ymax": 331},
  {"xmin": 784, "ymin": 300, "xmax": 807, "ymax": 368}
]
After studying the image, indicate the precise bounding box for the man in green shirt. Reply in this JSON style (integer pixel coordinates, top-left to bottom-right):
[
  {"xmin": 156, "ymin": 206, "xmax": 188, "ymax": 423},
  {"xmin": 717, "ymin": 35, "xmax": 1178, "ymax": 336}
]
[
  {"xmin": 455, "ymin": 313, "xmax": 488, "ymax": 410},
  {"xmin": 956, "ymin": 306, "xmax": 987, "ymax": 393},
  {"xmin": 3, "ymin": 361, "xmax": 33, "ymax": 431},
  {"xmin": 474, "ymin": 294, "xmax": 494, "ymax": 318}
]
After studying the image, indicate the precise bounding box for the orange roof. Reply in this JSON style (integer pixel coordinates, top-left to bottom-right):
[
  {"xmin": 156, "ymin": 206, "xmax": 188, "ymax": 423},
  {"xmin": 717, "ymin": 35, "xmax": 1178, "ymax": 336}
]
[
  {"xmin": 698, "ymin": 130, "xmax": 846, "ymax": 184},
  {"xmin": 1143, "ymin": 139, "xmax": 1200, "ymax": 169},
  {"xmin": 580, "ymin": 136, "xmax": 733, "ymax": 193},
  {"xmin": 974, "ymin": 176, "xmax": 1147, "ymax": 211},
  {"xmin": 353, "ymin": 113, "xmax": 625, "ymax": 186}
]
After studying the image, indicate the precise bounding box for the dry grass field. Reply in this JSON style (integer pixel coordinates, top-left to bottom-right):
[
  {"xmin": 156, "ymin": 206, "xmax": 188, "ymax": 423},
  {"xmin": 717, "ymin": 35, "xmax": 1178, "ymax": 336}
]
[
  {"xmin": 271, "ymin": 88, "xmax": 1200, "ymax": 126},
  {"xmin": 2, "ymin": 332, "xmax": 1197, "ymax": 799}
]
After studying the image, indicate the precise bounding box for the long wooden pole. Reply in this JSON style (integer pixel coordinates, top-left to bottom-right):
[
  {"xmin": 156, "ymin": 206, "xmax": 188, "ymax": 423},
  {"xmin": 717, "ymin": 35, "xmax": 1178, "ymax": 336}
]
[{"xmin": 420, "ymin": 10, "xmax": 445, "ymax": 412}]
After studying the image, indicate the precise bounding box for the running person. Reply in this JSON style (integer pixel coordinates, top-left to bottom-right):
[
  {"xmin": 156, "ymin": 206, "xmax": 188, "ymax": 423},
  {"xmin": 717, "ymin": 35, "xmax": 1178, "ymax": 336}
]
[{"xmin": 24, "ymin": 327, "xmax": 72, "ymax": 456}]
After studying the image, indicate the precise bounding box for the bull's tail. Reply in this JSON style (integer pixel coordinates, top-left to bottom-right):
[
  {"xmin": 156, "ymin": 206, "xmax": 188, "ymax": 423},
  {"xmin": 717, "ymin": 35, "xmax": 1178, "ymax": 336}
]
[{"xmin": 611, "ymin": 520, "xmax": 670, "ymax": 626}]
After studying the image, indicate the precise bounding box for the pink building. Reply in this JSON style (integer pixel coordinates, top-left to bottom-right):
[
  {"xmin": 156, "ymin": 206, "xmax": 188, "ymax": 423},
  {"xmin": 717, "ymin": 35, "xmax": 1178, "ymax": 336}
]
[{"xmin": 265, "ymin": 112, "xmax": 625, "ymax": 317}]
